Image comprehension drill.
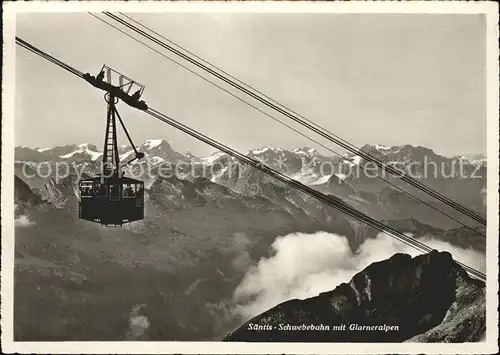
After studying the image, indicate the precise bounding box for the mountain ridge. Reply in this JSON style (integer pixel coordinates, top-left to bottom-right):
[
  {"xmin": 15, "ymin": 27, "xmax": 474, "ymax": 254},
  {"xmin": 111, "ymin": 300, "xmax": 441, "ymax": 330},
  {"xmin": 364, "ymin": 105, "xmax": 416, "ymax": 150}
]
[
  {"xmin": 15, "ymin": 140, "xmax": 486, "ymax": 165},
  {"xmin": 223, "ymin": 250, "xmax": 485, "ymax": 342},
  {"xmin": 14, "ymin": 138, "xmax": 487, "ymax": 235}
]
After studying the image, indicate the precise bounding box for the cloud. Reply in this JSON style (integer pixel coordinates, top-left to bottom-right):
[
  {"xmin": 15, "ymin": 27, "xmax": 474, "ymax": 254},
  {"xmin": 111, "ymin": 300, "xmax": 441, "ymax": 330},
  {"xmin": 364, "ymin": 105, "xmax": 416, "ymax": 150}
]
[
  {"xmin": 232, "ymin": 250, "xmax": 252, "ymax": 272},
  {"xmin": 15, "ymin": 215, "xmax": 35, "ymax": 227},
  {"xmin": 125, "ymin": 304, "xmax": 150, "ymax": 340},
  {"xmin": 232, "ymin": 231, "xmax": 485, "ymax": 320},
  {"xmin": 223, "ymin": 232, "xmax": 254, "ymax": 272}
]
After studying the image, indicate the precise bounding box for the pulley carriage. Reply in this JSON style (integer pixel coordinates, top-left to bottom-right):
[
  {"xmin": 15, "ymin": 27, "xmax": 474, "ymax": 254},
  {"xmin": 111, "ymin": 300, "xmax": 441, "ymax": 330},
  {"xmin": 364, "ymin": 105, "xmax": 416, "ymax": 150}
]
[{"xmin": 83, "ymin": 65, "xmax": 148, "ymax": 110}]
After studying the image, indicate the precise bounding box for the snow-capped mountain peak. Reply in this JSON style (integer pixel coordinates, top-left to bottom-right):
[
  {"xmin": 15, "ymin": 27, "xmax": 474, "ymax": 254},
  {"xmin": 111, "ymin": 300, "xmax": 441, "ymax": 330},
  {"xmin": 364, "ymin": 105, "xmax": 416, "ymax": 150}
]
[
  {"xmin": 362, "ymin": 144, "xmax": 402, "ymax": 154},
  {"xmin": 291, "ymin": 147, "xmax": 319, "ymax": 156},
  {"xmin": 59, "ymin": 143, "xmax": 101, "ymax": 161},
  {"xmin": 201, "ymin": 151, "xmax": 229, "ymax": 165},
  {"xmin": 120, "ymin": 150, "xmax": 135, "ymax": 161},
  {"xmin": 454, "ymin": 153, "xmax": 486, "ymax": 166},
  {"xmin": 77, "ymin": 143, "xmax": 97, "ymax": 150},
  {"xmin": 248, "ymin": 147, "xmax": 285, "ymax": 155},
  {"xmin": 143, "ymin": 139, "xmax": 167, "ymax": 149},
  {"xmin": 374, "ymin": 144, "xmax": 392, "ymax": 151}
]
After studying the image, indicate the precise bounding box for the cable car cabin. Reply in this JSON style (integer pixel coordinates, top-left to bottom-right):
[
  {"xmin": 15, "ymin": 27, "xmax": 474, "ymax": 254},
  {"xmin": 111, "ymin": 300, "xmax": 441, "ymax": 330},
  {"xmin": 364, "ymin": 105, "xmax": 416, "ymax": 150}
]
[
  {"xmin": 79, "ymin": 65, "xmax": 148, "ymax": 226},
  {"xmin": 79, "ymin": 176, "xmax": 144, "ymax": 226}
]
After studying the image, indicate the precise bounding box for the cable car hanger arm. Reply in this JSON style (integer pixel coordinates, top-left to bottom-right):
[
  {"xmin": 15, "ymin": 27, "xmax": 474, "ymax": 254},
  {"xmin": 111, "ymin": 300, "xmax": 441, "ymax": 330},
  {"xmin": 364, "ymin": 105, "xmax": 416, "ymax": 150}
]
[{"xmin": 113, "ymin": 106, "xmax": 145, "ymax": 165}]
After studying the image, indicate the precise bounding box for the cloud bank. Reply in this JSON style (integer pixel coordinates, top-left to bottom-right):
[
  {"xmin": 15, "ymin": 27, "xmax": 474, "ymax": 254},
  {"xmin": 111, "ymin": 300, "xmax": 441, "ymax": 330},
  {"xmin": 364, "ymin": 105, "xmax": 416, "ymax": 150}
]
[
  {"xmin": 15, "ymin": 214, "xmax": 35, "ymax": 227},
  {"xmin": 125, "ymin": 304, "xmax": 150, "ymax": 340},
  {"xmin": 232, "ymin": 231, "xmax": 485, "ymax": 320}
]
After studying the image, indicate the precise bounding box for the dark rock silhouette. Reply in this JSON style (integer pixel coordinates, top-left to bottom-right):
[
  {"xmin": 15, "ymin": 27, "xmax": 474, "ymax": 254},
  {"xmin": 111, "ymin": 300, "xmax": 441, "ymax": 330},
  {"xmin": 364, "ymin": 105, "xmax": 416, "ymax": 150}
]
[
  {"xmin": 15, "ymin": 175, "xmax": 42, "ymax": 206},
  {"xmin": 223, "ymin": 250, "xmax": 485, "ymax": 342}
]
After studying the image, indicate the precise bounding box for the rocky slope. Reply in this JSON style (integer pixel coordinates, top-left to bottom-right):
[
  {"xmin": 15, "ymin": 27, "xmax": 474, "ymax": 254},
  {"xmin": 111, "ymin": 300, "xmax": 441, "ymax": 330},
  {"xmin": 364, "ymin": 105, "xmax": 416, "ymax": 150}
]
[
  {"xmin": 14, "ymin": 175, "xmax": 42, "ymax": 218},
  {"xmin": 12, "ymin": 140, "xmax": 487, "ymax": 341},
  {"xmin": 223, "ymin": 250, "xmax": 485, "ymax": 342}
]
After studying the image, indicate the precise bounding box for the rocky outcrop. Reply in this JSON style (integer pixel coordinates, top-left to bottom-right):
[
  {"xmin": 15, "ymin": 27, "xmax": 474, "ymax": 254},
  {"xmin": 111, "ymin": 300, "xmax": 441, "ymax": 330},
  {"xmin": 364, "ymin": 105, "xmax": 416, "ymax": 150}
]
[
  {"xmin": 223, "ymin": 251, "xmax": 485, "ymax": 342},
  {"xmin": 15, "ymin": 175, "xmax": 42, "ymax": 217},
  {"xmin": 15, "ymin": 175, "xmax": 42, "ymax": 206}
]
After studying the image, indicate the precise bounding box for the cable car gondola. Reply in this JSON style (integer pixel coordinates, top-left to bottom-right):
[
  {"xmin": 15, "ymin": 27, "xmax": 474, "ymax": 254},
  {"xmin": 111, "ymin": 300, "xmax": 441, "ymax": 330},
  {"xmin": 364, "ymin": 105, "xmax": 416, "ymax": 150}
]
[{"xmin": 79, "ymin": 65, "xmax": 147, "ymax": 226}]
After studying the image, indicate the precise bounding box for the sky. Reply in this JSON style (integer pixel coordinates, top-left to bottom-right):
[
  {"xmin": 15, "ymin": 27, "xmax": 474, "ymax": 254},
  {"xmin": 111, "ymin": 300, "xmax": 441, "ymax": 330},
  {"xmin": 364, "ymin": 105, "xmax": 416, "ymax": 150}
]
[{"xmin": 15, "ymin": 12, "xmax": 486, "ymax": 157}]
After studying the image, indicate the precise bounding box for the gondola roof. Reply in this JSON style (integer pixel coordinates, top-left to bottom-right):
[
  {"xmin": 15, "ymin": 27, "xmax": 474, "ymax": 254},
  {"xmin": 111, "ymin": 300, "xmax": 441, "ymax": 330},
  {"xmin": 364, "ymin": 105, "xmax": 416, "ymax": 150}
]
[{"xmin": 81, "ymin": 175, "xmax": 144, "ymax": 184}]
